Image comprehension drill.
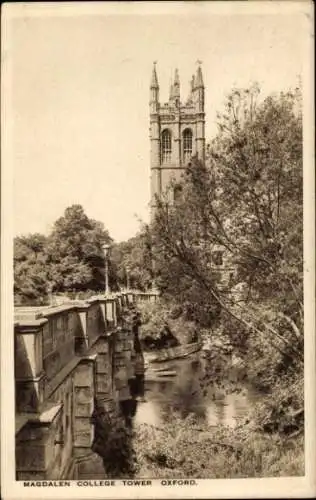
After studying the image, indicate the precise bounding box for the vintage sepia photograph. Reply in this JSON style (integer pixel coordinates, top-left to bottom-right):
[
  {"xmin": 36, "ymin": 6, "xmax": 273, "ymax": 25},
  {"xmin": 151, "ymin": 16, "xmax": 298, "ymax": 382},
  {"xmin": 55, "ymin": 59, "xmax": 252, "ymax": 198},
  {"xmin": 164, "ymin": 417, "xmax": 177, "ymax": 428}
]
[{"xmin": 1, "ymin": 1, "xmax": 315, "ymax": 499}]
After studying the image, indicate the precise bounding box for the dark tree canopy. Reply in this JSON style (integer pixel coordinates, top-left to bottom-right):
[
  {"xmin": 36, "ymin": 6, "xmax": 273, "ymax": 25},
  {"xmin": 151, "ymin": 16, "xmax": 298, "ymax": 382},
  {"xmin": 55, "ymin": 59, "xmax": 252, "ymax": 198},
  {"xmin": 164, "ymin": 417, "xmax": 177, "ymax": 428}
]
[
  {"xmin": 14, "ymin": 233, "xmax": 49, "ymax": 303},
  {"xmin": 111, "ymin": 227, "xmax": 153, "ymax": 291},
  {"xmin": 46, "ymin": 204, "xmax": 112, "ymax": 292},
  {"xmin": 14, "ymin": 205, "xmax": 113, "ymax": 303},
  {"xmin": 151, "ymin": 85, "xmax": 303, "ymax": 365}
]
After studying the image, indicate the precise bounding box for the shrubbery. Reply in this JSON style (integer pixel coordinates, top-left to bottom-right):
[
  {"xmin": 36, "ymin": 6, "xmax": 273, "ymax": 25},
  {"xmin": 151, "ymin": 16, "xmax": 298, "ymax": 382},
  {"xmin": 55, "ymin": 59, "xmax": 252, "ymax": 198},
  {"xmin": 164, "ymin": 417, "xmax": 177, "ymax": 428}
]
[
  {"xmin": 137, "ymin": 300, "xmax": 199, "ymax": 350},
  {"xmin": 134, "ymin": 411, "xmax": 304, "ymax": 478},
  {"xmin": 252, "ymin": 376, "xmax": 304, "ymax": 437}
]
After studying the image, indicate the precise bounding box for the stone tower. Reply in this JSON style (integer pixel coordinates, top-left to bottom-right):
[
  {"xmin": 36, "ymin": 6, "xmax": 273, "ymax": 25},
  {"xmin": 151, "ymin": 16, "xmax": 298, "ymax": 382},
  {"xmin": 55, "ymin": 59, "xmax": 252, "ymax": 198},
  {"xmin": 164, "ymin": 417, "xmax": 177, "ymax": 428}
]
[{"xmin": 149, "ymin": 63, "xmax": 205, "ymax": 217}]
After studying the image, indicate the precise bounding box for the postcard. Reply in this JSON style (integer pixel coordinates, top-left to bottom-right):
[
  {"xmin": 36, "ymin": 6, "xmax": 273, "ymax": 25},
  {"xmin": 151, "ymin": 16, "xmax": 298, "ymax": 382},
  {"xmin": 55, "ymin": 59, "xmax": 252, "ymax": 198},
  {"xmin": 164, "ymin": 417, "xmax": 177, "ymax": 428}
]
[{"xmin": 1, "ymin": 1, "xmax": 315, "ymax": 499}]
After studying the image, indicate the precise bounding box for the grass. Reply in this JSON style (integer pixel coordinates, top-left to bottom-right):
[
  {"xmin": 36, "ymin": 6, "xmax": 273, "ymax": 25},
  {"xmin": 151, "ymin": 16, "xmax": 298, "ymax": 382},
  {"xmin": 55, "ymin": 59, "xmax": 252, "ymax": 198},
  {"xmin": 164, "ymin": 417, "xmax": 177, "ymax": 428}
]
[{"xmin": 133, "ymin": 412, "xmax": 304, "ymax": 479}]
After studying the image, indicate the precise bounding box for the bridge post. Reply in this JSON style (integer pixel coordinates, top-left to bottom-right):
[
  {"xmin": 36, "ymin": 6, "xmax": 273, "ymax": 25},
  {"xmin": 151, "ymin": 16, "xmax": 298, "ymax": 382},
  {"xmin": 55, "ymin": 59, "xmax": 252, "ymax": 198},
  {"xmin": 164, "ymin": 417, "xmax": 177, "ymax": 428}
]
[
  {"xmin": 16, "ymin": 403, "xmax": 63, "ymax": 480},
  {"xmin": 14, "ymin": 318, "xmax": 47, "ymax": 413},
  {"xmin": 73, "ymin": 356, "xmax": 97, "ymax": 458},
  {"xmin": 75, "ymin": 304, "xmax": 89, "ymax": 354},
  {"xmin": 105, "ymin": 298, "xmax": 117, "ymax": 328}
]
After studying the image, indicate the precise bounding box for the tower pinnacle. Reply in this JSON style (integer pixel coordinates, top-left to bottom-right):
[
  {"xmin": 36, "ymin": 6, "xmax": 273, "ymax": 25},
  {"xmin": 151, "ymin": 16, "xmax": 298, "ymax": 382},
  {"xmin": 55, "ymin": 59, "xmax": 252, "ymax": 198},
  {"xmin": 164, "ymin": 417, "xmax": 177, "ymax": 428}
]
[
  {"xmin": 173, "ymin": 68, "xmax": 180, "ymax": 98},
  {"xmin": 174, "ymin": 68, "xmax": 180, "ymax": 86},
  {"xmin": 195, "ymin": 63, "xmax": 204, "ymax": 88},
  {"xmin": 191, "ymin": 74, "xmax": 196, "ymax": 90},
  {"xmin": 150, "ymin": 62, "xmax": 159, "ymax": 89},
  {"xmin": 169, "ymin": 73, "xmax": 174, "ymax": 100}
]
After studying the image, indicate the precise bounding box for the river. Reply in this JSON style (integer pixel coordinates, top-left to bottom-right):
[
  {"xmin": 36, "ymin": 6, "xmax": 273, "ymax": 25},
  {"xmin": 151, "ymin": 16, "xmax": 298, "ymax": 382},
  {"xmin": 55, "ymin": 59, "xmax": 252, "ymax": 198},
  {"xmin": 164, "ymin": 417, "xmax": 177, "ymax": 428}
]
[
  {"xmin": 87, "ymin": 349, "xmax": 260, "ymax": 479},
  {"xmin": 132, "ymin": 350, "xmax": 260, "ymax": 429}
]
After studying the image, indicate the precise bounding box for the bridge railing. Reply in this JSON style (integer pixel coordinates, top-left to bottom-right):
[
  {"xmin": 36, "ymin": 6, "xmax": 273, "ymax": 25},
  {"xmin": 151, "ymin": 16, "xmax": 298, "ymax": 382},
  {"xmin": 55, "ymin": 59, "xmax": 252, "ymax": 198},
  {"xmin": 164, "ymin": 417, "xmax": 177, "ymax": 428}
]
[
  {"xmin": 14, "ymin": 291, "xmax": 159, "ymax": 412},
  {"xmin": 14, "ymin": 290, "xmax": 159, "ymax": 480}
]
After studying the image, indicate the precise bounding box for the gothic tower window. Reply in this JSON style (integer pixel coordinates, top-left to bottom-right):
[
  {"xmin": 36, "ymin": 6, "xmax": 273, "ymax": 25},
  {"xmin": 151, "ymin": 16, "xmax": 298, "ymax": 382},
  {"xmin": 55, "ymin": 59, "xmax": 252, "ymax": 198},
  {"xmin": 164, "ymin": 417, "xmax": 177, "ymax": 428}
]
[
  {"xmin": 183, "ymin": 128, "xmax": 193, "ymax": 163},
  {"xmin": 161, "ymin": 129, "xmax": 172, "ymax": 164}
]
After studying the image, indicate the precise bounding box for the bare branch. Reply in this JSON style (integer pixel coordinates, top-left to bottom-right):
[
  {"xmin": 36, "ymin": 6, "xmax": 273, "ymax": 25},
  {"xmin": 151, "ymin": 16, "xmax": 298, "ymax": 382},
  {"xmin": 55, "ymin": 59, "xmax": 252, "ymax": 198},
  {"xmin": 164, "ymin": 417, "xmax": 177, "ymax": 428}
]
[{"xmin": 278, "ymin": 312, "xmax": 301, "ymax": 339}]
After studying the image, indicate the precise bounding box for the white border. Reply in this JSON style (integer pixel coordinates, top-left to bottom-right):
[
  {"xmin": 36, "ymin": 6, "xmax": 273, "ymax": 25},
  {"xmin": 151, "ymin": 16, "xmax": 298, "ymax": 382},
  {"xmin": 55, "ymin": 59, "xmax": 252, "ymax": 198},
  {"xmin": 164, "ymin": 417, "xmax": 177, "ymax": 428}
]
[{"xmin": 1, "ymin": 2, "xmax": 315, "ymax": 499}]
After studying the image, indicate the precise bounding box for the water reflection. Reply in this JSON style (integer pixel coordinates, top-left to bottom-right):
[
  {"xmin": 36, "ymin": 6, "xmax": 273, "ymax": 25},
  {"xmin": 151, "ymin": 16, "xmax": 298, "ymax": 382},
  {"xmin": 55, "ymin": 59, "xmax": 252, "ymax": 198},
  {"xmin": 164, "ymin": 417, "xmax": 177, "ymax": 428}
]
[
  {"xmin": 119, "ymin": 374, "xmax": 145, "ymax": 428},
  {"xmin": 134, "ymin": 353, "xmax": 257, "ymax": 429},
  {"xmin": 98, "ymin": 351, "xmax": 259, "ymax": 478}
]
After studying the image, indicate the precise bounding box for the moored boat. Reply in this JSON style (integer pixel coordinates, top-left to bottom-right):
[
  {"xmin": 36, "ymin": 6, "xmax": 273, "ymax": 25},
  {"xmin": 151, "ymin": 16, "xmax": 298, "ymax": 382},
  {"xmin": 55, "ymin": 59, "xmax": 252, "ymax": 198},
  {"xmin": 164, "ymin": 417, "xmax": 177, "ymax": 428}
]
[{"xmin": 143, "ymin": 341, "xmax": 202, "ymax": 364}]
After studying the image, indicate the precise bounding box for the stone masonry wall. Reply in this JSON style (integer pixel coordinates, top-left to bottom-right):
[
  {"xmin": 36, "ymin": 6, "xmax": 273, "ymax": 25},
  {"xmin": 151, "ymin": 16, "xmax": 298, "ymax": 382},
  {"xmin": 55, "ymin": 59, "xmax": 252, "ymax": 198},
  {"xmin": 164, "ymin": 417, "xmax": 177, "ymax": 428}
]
[{"xmin": 15, "ymin": 292, "xmax": 158, "ymax": 480}]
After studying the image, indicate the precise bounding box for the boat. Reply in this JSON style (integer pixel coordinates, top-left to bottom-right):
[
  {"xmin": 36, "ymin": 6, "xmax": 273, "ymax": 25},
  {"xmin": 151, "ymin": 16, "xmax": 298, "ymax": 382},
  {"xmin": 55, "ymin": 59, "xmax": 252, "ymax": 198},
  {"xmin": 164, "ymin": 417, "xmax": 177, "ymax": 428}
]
[
  {"xmin": 146, "ymin": 369, "xmax": 177, "ymax": 377},
  {"xmin": 143, "ymin": 341, "xmax": 202, "ymax": 364}
]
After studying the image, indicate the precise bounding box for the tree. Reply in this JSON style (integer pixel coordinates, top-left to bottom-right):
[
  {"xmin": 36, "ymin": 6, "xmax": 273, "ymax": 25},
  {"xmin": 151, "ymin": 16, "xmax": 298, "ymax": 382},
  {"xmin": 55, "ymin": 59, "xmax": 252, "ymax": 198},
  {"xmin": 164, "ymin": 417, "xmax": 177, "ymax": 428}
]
[
  {"xmin": 14, "ymin": 233, "xmax": 48, "ymax": 304},
  {"xmin": 14, "ymin": 205, "xmax": 118, "ymax": 302},
  {"xmin": 46, "ymin": 205, "xmax": 112, "ymax": 292},
  {"xmin": 151, "ymin": 84, "xmax": 303, "ymax": 369},
  {"xmin": 111, "ymin": 227, "xmax": 153, "ymax": 291}
]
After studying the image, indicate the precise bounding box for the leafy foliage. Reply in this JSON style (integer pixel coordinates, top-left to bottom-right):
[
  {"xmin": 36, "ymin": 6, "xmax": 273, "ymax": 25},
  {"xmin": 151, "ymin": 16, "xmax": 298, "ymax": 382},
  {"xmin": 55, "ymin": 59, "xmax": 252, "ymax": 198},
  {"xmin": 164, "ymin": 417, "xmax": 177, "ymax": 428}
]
[
  {"xmin": 134, "ymin": 412, "xmax": 304, "ymax": 478},
  {"xmin": 14, "ymin": 233, "xmax": 48, "ymax": 304},
  {"xmin": 151, "ymin": 85, "xmax": 303, "ymax": 372},
  {"xmin": 46, "ymin": 205, "xmax": 112, "ymax": 292},
  {"xmin": 110, "ymin": 227, "xmax": 153, "ymax": 291},
  {"xmin": 14, "ymin": 205, "xmax": 113, "ymax": 303},
  {"xmin": 137, "ymin": 300, "xmax": 198, "ymax": 349},
  {"xmin": 147, "ymin": 86, "xmax": 304, "ymax": 474},
  {"xmin": 252, "ymin": 376, "xmax": 304, "ymax": 436}
]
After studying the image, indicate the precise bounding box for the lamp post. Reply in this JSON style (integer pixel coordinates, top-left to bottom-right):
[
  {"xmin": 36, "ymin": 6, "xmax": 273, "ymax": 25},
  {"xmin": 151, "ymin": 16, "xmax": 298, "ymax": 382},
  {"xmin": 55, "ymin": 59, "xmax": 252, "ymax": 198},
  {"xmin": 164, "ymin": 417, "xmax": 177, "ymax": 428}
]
[
  {"xmin": 151, "ymin": 259, "xmax": 157, "ymax": 292},
  {"xmin": 102, "ymin": 243, "xmax": 111, "ymax": 295},
  {"xmin": 125, "ymin": 265, "xmax": 130, "ymax": 290},
  {"xmin": 47, "ymin": 283, "xmax": 53, "ymax": 306}
]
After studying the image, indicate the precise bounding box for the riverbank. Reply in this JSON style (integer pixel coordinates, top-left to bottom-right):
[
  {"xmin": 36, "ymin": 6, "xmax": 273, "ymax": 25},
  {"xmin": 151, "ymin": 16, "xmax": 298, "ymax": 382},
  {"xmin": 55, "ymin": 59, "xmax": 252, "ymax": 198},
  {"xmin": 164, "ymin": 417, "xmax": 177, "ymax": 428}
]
[
  {"xmin": 94, "ymin": 342, "xmax": 304, "ymax": 479},
  {"xmin": 134, "ymin": 412, "xmax": 304, "ymax": 478},
  {"xmin": 131, "ymin": 336, "xmax": 304, "ymax": 479},
  {"xmin": 94, "ymin": 299, "xmax": 304, "ymax": 480}
]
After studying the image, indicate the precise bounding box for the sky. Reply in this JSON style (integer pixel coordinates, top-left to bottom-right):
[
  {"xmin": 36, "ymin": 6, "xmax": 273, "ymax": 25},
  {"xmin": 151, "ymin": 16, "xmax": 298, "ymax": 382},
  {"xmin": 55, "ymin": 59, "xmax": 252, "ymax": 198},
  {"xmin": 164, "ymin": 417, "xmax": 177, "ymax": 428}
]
[{"xmin": 5, "ymin": 2, "xmax": 308, "ymax": 242}]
